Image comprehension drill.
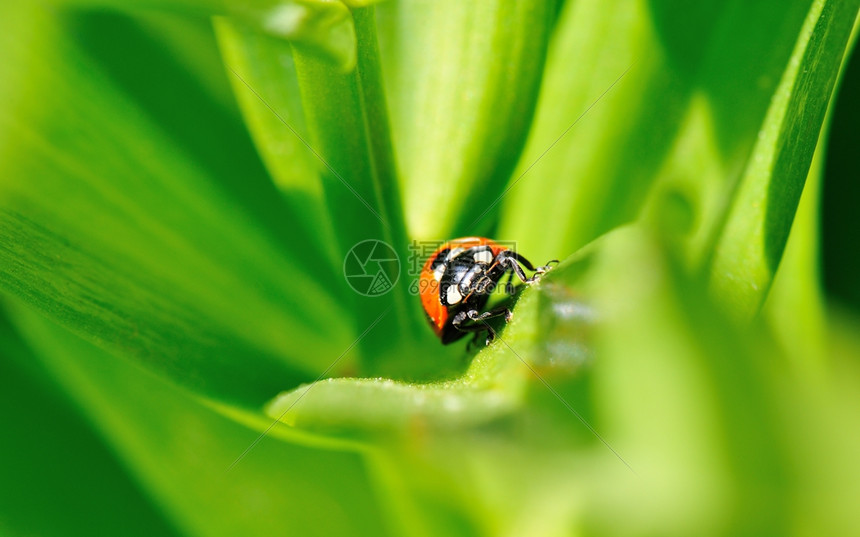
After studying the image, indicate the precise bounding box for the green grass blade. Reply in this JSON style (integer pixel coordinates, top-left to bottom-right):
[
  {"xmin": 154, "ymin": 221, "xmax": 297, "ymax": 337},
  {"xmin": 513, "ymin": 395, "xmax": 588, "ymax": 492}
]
[
  {"xmin": 707, "ymin": 0, "xmax": 860, "ymax": 320},
  {"xmin": 0, "ymin": 315, "xmax": 180, "ymax": 537},
  {"xmin": 761, "ymin": 124, "xmax": 828, "ymax": 372},
  {"xmin": 52, "ymin": 0, "xmax": 361, "ymax": 69},
  {"xmin": 375, "ymin": 0, "xmax": 557, "ymax": 239},
  {"xmin": 499, "ymin": 0, "xmax": 816, "ymax": 264},
  {"xmin": 261, "ymin": 225, "xmax": 860, "ymax": 535},
  {"xmin": 290, "ymin": 6, "xmax": 452, "ymax": 376},
  {"xmin": 498, "ymin": 0, "xmax": 687, "ymax": 262},
  {"xmin": 214, "ymin": 17, "xmax": 341, "ymax": 271},
  {"xmin": 7, "ymin": 304, "xmax": 392, "ymax": 537},
  {"xmin": 260, "ymin": 229, "xmax": 624, "ymax": 439},
  {"xmin": 0, "ymin": 5, "xmax": 354, "ymax": 406}
]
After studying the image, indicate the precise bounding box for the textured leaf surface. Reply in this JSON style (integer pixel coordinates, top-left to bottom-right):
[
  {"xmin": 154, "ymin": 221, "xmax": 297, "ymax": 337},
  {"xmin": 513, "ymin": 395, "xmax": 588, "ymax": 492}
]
[
  {"xmin": 263, "ymin": 226, "xmax": 860, "ymax": 535},
  {"xmin": 6, "ymin": 304, "xmax": 391, "ymax": 537},
  {"xmin": 1, "ymin": 1, "xmax": 859, "ymax": 536},
  {"xmin": 0, "ymin": 5, "xmax": 353, "ymax": 406},
  {"xmin": 0, "ymin": 316, "xmax": 179, "ymax": 537},
  {"xmin": 707, "ymin": 0, "xmax": 860, "ymax": 319},
  {"xmin": 376, "ymin": 0, "xmax": 557, "ymax": 239},
  {"xmin": 55, "ymin": 0, "xmax": 363, "ymax": 69},
  {"xmin": 499, "ymin": 0, "xmax": 818, "ymax": 264}
]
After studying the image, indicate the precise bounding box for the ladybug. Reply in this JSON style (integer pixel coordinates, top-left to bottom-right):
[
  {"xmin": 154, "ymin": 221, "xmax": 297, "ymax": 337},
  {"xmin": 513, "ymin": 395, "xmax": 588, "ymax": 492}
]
[{"xmin": 419, "ymin": 237, "xmax": 557, "ymax": 345}]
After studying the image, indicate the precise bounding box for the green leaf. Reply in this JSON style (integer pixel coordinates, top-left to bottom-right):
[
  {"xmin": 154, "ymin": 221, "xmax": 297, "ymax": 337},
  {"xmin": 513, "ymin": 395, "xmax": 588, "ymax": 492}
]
[
  {"xmin": 6, "ymin": 303, "xmax": 392, "ymax": 537},
  {"xmin": 376, "ymin": 0, "xmax": 558, "ymax": 239},
  {"xmin": 0, "ymin": 314, "xmax": 179, "ymax": 537},
  {"xmin": 576, "ymin": 230, "xmax": 790, "ymax": 535},
  {"xmin": 257, "ymin": 226, "xmax": 860, "ymax": 535},
  {"xmin": 217, "ymin": 10, "xmax": 463, "ymax": 380},
  {"xmin": 707, "ymin": 0, "xmax": 860, "ymax": 320},
  {"xmin": 0, "ymin": 4, "xmax": 354, "ymax": 406},
  {"xmin": 136, "ymin": 10, "xmax": 240, "ymax": 112},
  {"xmin": 499, "ymin": 0, "xmax": 818, "ymax": 264},
  {"xmin": 289, "ymin": 5, "xmax": 409, "ymax": 276},
  {"xmin": 54, "ymin": 0, "xmax": 362, "ymax": 69},
  {"xmin": 261, "ymin": 228, "xmax": 623, "ymax": 440},
  {"xmin": 288, "ymin": 6, "xmax": 459, "ymax": 377},
  {"xmin": 3, "ymin": 1, "xmax": 860, "ymax": 535},
  {"xmin": 761, "ymin": 124, "xmax": 828, "ymax": 372},
  {"xmin": 214, "ymin": 17, "xmax": 340, "ymax": 266},
  {"xmin": 250, "ymin": 0, "xmax": 358, "ymax": 70},
  {"xmin": 498, "ymin": 0, "xmax": 689, "ymax": 262}
]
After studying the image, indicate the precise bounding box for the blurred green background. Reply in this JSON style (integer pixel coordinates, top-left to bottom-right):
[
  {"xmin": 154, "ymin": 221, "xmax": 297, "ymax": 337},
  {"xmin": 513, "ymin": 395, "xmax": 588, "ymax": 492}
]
[{"xmin": 1, "ymin": 1, "xmax": 859, "ymax": 536}]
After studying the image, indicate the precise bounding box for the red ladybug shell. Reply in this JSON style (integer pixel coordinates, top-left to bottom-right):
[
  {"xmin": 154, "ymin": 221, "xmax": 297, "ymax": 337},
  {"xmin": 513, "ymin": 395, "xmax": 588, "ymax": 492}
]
[{"xmin": 419, "ymin": 237, "xmax": 509, "ymax": 338}]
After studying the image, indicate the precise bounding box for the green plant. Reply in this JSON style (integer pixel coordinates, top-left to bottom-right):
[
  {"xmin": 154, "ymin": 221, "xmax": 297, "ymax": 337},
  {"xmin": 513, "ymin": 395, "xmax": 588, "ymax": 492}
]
[{"xmin": 1, "ymin": 0, "xmax": 859, "ymax": 535}]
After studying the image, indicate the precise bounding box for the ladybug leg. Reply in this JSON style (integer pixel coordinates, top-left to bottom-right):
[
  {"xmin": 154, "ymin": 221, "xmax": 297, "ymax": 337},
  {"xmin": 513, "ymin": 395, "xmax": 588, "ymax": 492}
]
[
  {"xmin": 496, "ymin": 252, "xmax": 531, "ymax": 283},
  {"xmin": 498, "ymin": 252, "xmax": 559, "ymax": 284},
  {"xmin": 452, "ymin": 307, "xmax": 513, "ymax": 345},
  {"xmin": 470, "ymin": 308, "xmax": 513, "ymax": 344},
  {"xmin": 468, "ymin": 307, "xmax": 513, "ymax": 324},
  {"xmin": 527, "ymin": 259, "xmax": 559, "ymax": 283},
  {"xmin": 451, "ymin": 310, "xmax": 490, "ymax": 345}
]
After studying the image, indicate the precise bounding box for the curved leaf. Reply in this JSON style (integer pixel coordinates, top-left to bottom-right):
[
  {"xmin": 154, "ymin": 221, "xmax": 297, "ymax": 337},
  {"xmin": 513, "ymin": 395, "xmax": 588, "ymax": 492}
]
[
  {"xmin": 53, "ymin": 0, "xmax": 360, "ymax": 69},
  {"xmin": 499, "ymin": 0, "xmax": 817, "ymax": 264},
  {"xmin": 214, "ymin": 17, "xmax": 341, "ymax": 271},
  {"xmin": 262, "ymin": 225, "xmax": 860, "ymax": 535},
  {"xmin": 262, "ymin": 230, "xmax": 623, "ymax": 439},
  {"xmin": 6, "ymin": 303, "xmax": 392, "ymax": 537},
  {"xmin": 0, "ymin": 314, "xmax": 179, "ymax": 537},
  {"xmin": 762, "ymin": 125, "xmax": 828, "ymax": 371},
  {"xmin": 707, "ymin": 0, "xmax": 860, "ymax": 320},
  {"xmin": 376, "ymin": 0, "xmax": 557, "ymax": 239},
  {"xmin": 498, "ymin": 0, "xmax": 686, "ymax": 261},
  {"xmin": 289, "ymin": 6, "xmax": 458, "ymax": 377},
  {"xmin": 0, "ymin": 4, "xmax": 354, "ymax": 406}
]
